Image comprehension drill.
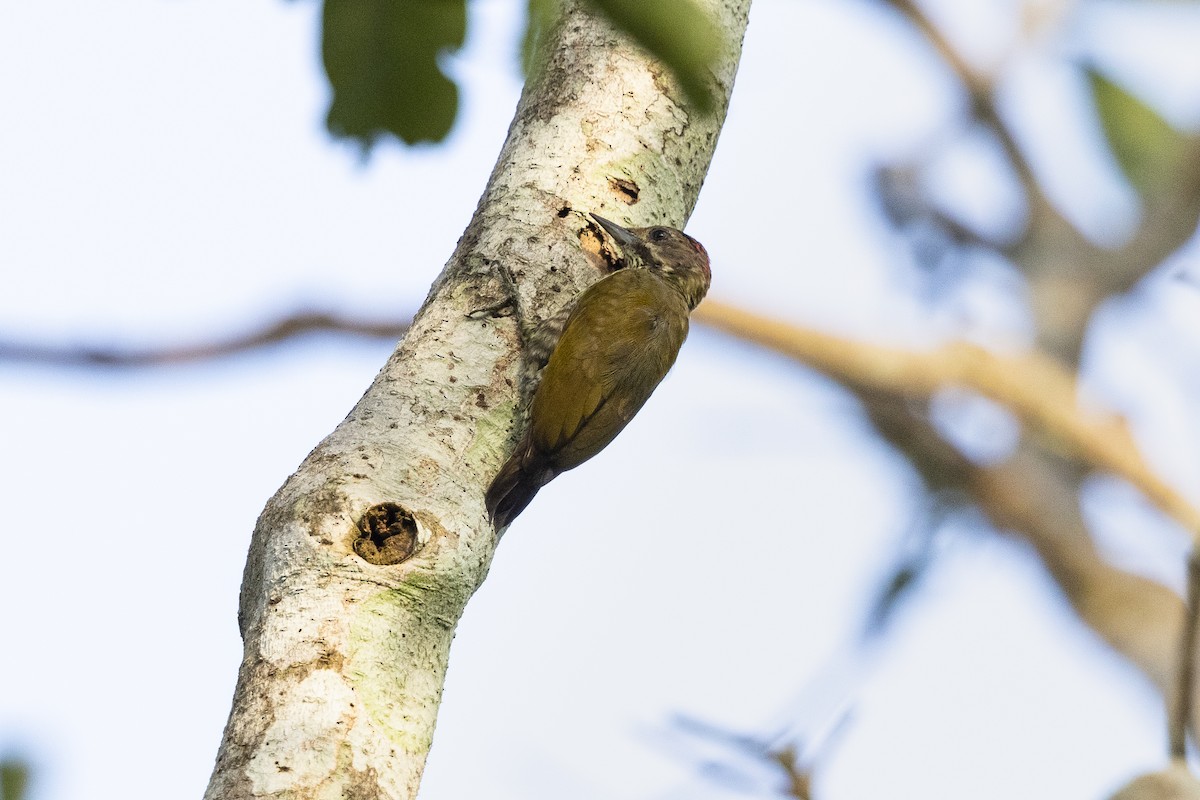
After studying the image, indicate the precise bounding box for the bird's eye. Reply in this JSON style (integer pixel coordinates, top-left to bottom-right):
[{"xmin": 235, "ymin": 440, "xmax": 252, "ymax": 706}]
[{"xmin": 650, "ymin": 228, "xmax": 669, "ymax": 241}]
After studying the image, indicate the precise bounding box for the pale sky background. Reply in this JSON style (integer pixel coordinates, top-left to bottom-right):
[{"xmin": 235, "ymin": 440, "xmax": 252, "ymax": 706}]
[{"xmin": 3, "ymin": 1, "xmax": 1200, "ymax": 799}]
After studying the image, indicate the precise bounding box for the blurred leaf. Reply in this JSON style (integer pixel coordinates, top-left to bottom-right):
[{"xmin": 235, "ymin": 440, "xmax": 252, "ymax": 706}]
[
  {"xmin": 0, "ymin": 758, "xmax": 30, "ymax": 800},
  {"xmin": 586, "ymin": 0, "xmax": 725, "ymax": 112},
  {"xmin": 322, "ymin": 0, "xmax": 467, "ymax": 150},
  {"xmin": 521, "ymin": 0, "xmax": 560, "ymax": 77},
  {"xmin": 1085, "ymin": 65, "xmax": 1189, "ymax": 199}
]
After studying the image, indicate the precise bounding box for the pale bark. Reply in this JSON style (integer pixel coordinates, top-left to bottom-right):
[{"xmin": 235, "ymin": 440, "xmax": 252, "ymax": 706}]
[{"xmin": 203, "ymin": 2, "xmax": 751, "ymax": 798}]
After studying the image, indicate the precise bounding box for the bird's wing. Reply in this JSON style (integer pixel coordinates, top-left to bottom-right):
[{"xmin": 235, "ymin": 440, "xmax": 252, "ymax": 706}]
[{"xmin": 530, "ymin": 269, "xmax": 690, "ymax": 473}]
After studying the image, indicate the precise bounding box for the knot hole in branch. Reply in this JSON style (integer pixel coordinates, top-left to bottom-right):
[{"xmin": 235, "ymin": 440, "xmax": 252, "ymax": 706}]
[{"xmin": 353, "ymin": 502, "xmax": 420, "ymax": 565}]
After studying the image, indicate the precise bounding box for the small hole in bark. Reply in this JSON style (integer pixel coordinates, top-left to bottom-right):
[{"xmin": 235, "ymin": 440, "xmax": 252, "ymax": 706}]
[
  {"xmin": 353, "ymin": 502, "xmax": 419, "ymax": 565},
  {"xmin": 609, "ymin": 177, "xmax": 640, "ymax": 204},
  {"xmin": 557, "ymin": 205, "xmax": 571, "ymax": 218},
  {"xmin": 583, "ymin": 219, "xmax": 624, "ymax": 273}
]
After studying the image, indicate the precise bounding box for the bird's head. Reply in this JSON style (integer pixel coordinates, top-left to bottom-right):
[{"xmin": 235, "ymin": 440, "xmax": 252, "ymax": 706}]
[{"xmin": 591, "ymin": 213, "xmax": 712, "ymax": 310}]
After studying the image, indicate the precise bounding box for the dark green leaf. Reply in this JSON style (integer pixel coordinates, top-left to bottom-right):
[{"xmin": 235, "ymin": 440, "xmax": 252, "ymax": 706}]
[
  {"xmin": 322, "ymin": 0, "xmax": 467, "ymax": 149},
  {"xmin": 1085, "ymin": 64, "xmax": 1189, "ymax": 198},
  {"xmin": 586, "ymin": 0, "xmax": 725, "ymax": 112},
  {"xmin": 520, "ymin": 0, "xmax": 560, "ymax": 77}
]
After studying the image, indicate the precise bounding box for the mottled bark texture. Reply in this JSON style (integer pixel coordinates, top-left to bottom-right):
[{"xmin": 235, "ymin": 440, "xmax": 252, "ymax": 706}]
[{"xmin": 204, "ymin": 2, "xmax": 750, "ymax": 798}]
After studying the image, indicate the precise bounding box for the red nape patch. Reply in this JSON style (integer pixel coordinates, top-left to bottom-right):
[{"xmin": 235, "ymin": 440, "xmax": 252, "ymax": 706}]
[{"xmin": 685, "ymin": 234, "xmax": 708, "ymax": 257}]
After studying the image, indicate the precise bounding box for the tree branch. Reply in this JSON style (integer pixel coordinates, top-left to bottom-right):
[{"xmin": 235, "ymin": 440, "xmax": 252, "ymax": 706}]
[
  {"xmin": 1172, "ymin": 553, "xmax": 1200, "ymax": 758},
  {"xmin": 11, "ymin": 294, "xmax": 1195, "ymax": 543},
  {"xmin": 0, "ymin": 311, "xmax": 409, "ymax": 368},
  {"xmin": 880, "ymin": 0, "xmax": 1070, "ymax": 241},
  {"xmin": 203, "ymin": 1, "xmax": 751, "ymax": 798},
  {"xmin": 693, "ymin": 299, "xmax": 1200, "ymax": 538}
]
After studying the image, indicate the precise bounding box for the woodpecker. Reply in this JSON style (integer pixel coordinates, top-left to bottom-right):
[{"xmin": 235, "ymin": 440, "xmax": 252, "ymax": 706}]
[{"xmin": 485, "ymin": 213, "xmax": 712, "ymax": 529}]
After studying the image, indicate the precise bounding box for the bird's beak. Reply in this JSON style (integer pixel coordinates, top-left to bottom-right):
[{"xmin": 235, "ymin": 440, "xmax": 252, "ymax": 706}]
[{"xmin": 590, "ymin": 213, "xmax": 638, "ymax": 248}]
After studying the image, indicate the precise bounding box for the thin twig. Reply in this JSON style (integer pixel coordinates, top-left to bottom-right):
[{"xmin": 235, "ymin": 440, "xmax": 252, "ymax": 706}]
[
  {"xmin": 0, "ymin": 311, "xmax": 410, "ymax": 369},
  {"xmin": 879, "ymin": 0, "xmax": 1110, "ymax": 364},
  {"xmin": 881, "ymin": 0, "xmax": 1055, "ymax": 219},
  {"xmin": 1172, "ymin": 553, "xmax": 1200, "ymax": 758},
  {"xmin": 884, "ymin": 0, "xmax": 986, "ymax": 96},
  {"xmin": 770, "ymin": 746, "xmax": 812, "ymax": 800},
  {"xmin": 670, "ymin": 716, "xmax": 819, "ymax": 800}
]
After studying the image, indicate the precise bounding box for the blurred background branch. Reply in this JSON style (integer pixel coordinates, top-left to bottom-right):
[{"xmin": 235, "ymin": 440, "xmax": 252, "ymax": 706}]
[{"xmin": 0, "ymin": 312, "xmax": 409, "ymax": 368}]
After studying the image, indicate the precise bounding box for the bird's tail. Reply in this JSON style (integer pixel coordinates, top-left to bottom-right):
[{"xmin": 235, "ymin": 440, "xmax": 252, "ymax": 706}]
[{"xmin": 485, "ymin": 444, "xmax": 555, "ymax": 529}]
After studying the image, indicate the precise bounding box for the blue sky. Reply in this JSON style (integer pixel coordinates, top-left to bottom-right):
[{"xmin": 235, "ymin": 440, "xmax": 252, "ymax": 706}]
[{"xmin": 3, "ymin": 1, "xmax": 1200, "ymax": 798}]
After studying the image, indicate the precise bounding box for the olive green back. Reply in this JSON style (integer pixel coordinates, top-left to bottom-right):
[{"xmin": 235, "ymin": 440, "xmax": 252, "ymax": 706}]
[{"xmin": 530, "ymin": 268, "xmax": 690, "ymax": 473}]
